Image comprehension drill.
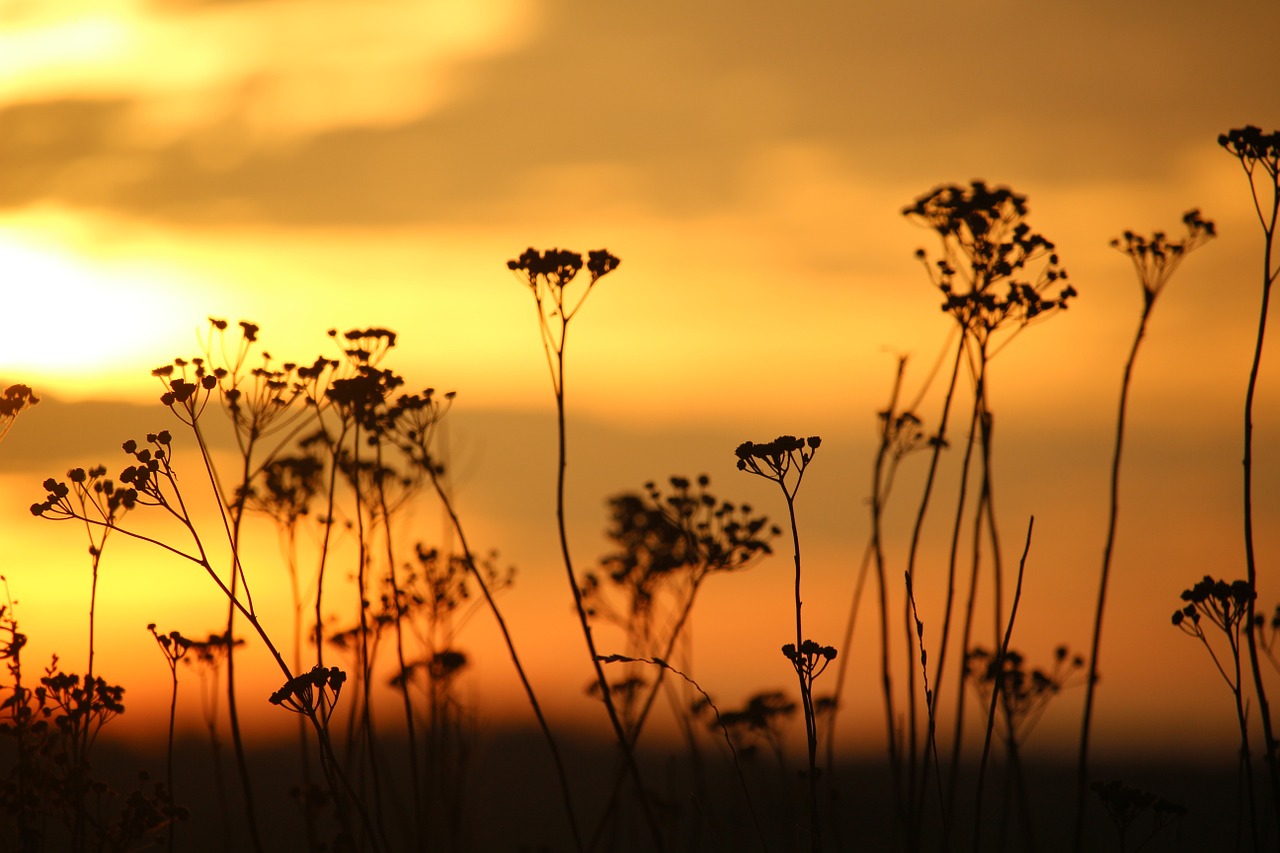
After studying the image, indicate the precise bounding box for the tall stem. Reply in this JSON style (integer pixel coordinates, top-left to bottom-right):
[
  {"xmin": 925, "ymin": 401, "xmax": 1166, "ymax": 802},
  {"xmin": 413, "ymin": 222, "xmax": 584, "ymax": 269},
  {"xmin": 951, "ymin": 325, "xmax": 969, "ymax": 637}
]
[
  {"xmin": 552, "ymin": 342, "xmax": 665, "ymax": 852},
  {"xmin": 1073, "ymin": 300, "xmax": 1151, "ymax": 850},
  {"xmin": 1242, "ymin": 185, "xmax": 1280, "ymax": 837}
]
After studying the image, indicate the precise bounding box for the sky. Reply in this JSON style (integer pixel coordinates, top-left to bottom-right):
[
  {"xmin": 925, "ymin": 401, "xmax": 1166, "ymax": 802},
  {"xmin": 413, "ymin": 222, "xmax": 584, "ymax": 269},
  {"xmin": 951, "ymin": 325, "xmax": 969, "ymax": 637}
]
[{"xmin": 1, "ymin": 0, "xmax": 1280, "ymax": 769}]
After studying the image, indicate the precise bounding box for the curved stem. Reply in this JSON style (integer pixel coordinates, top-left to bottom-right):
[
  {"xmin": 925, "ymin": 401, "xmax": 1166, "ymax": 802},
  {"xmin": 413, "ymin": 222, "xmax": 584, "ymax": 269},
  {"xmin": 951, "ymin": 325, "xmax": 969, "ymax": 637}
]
[
  {"xmin": 551, "ymin": 340, "xmax": 665, "ymax": 852},
  {"xmin": 424, "ymin": 454, "xmax": 587, "ymax": 853},
  {"xmin": 1073, "ymin": 301, "xmax": 1152, "ymax": 850}
]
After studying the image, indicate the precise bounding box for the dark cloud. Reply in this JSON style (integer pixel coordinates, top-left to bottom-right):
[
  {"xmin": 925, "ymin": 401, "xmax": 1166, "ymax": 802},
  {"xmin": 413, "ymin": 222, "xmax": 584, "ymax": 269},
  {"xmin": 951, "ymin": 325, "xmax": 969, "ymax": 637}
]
[
  {"xmin": 0, "ymin": 98, "xmax": 140, "ymax": 210},
  {"xmin": 0, "ymin": 1, "xmax": 1275, "ymax": 226}
]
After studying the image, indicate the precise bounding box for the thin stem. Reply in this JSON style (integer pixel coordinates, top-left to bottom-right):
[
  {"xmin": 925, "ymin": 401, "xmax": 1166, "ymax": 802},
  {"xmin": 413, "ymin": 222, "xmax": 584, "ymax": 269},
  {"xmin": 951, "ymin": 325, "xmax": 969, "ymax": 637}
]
[
  {"xmin": 1074, "ymin": 300, "xmax": 1153, "ymax": 849},
  {"xmin": 551, "ymin": 341, "xmax": 665, "ymax": 852},
  {"xmin": 423, "ymin": 456, "xmax": 587, "ymax": 853},
  {"xmin": 973, "ymin": 516, "xmax": 1034, "ymax": 852}
]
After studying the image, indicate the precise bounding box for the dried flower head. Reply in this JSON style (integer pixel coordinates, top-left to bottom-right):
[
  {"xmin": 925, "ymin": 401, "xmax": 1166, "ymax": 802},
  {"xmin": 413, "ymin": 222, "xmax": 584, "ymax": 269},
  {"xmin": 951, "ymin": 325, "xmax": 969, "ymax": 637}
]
[
  {"xmin": 0, "ymin": 383, "xmax": 40, "ymax": 443},
  {"xmin": 1110, "ymin": 209, "xmax": 1216, "ymax": 306},
  {"xmin": 905, "ymin": 180, "xmax": 1076, "ymax": 347}
]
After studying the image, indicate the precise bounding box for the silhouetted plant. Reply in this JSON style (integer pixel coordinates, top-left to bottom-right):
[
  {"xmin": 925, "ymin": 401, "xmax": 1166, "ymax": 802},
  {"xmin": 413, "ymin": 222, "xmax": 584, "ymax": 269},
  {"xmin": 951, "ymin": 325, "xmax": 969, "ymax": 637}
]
[
  {"xmin": 30, "ymin": 429, "xmax": 384, "ymax": 850},
  {"xmin": 1172, "ymin": 575, "xmax": 1258, "ymax": 849},
  {"xmin": 1253, "ymin": 604, "xmax": 1280, "ymax": 673},
  {"xmin": 511, "ymin": 245, "xmax": 648, "ymax": 852},
  {"xmin": 245, "ymin": 451, "xmax": 325, "ymax": 806},
  {"xmin": 904, "ymin": 182, "xmax": 1076, "ymax": 844},
  {"xmin": 1074, "ymin": 209, "xmax": 1215, "ymax": 849},
  {"xmin": 968, "ymin": 641, "xmax": 1083, "ymax": 846},
  {"xmin": 179, "ymin": 630, "xmax": 242, "ymax": 849},
  {"xmin": 146, "ymin": 624, "xmax": 192, "ymax": 853},
  {"xmin": 1091, "ymin": 780, "xmax": 1186, "ymax": 852},
  {"xmin": 735, "ymin": 434, "xmax": 827, "ymax": 851},
  {"xmin": 599, "ymin": 653, "xmax": 769, "ymax": 853},
  {"xmin": 390, "ymin": 381, "xmax": 586, "ymax": 852},
  {"xmin": 0, "ymin": 383, "xmax": 39, "ymax": 443},
  {"xmin": 823, "ymin": 357, "xmax": 928, "ymax": 832},
  {"xmin": 1219, "ymin": 124, "xmax": 1280, "ymax": 836},
  {"xmin": 583, "ymin": 476, "xmax": 779, "ymax": 743},
  {"xmin": 971, "ymin": 516, "xmax": 1036, "ymax": 852},
  {"xmin": 706, "ymin": 690, "xmax": 797, "ymax": 771},
  {"xmin": 0, "ymin": 585, "xmax": 178, "ymax": 853}
]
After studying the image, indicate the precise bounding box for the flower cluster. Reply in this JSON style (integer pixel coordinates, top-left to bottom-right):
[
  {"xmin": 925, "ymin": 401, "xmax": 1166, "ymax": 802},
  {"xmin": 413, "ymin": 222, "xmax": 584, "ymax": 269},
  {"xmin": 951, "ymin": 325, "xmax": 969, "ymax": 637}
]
[
  {"xmin": 387, "ymin": 387, "xmax": 457, "ymax": 475},
  {"xmin": 245, "ymin": 454, "xmax": 324, "ymax": 528},
  {"xmin": 878, "ymin": 408, "xmax": 929, "ymax": 456},
  {"xmin": 1111, "ymin": 209, "xmax": 1216, "ymax": 305},
  {"xmin": 1218, "ymin": 125, "xmax": 1280, "ymax": 171},
  {"xmin": 782, "ymin": 639, "xmax": 837, "ymax": 682},
  {"xmin": 505, "ymin": 246, "xmax": 620, "ymax": 283},
  {"xmin": 965, "ymin": 645, "xmax": 1083, "ymax": 742},
  {"xmin": 34, "ymin": 669, "xmax": 126, "ymax": 737},
  {"xmin": 508, "ymin": 246, "xmax": 622, "ymax": 337},
  {"xmin": 1172, "ymin": 576, "xmax": 1255, "ymax": 634},
  {"xmin": 31, "ymin": 432, "xmax": 177, "ymax": 524},
  {"xmin": 584, "ymin": 477, "xmax": 779, "ymax": 626},
  {"xmin": 147, "ymin": 624, "xmax": 193, "ymax": 669},
  {"xmin": 645, "ymin": 475, "xmax": 780, "ymax": 574},
  {"xmin": 152, "ymin": 358, "xmax": 221, "ymax": 424},
  {"xmin": 701, "ymin": 690, "xmax": 797, "ymax": 763},
  {"xmin": 905, "ymin": 180, "xmax": 1076, "ymax": 344},
  {"xmin": 735, "ymin": 435, "xmax": 820, "ymax": 478},
  {"xmin": 268, "ymin": 665, "xmax": 347, "ymax": 718},
  {"xmin": 326, "ymin": 366, "xmax": 405, "ymax": 431},
  {"xmin": 331, "ymin": 326, "xmax": 397, "ymax": 367},
  {"xmin": 0, "ymin": 383, "xmax": 39, "ymax": 442},
  {"xmin": 1091, "ymin": 779, "xmax": 1186, "ymax": 841}
]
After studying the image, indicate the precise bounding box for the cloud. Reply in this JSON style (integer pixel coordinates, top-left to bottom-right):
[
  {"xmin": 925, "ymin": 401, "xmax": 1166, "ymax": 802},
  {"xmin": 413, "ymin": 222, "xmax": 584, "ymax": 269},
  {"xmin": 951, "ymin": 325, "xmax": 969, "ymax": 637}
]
[
  {"xmin": 0, "ymin": 0, "xmax": 540, "ymax": 141},
  {"xmin": 0, "ymin": 0, "xmax": 1275, "ymax": 228}
]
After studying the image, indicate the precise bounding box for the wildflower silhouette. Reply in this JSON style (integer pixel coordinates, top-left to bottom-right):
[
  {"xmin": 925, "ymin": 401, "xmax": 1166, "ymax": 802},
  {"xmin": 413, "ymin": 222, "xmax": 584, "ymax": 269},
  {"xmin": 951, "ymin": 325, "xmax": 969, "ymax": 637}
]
[
  {"xmin": 390, "ymin": 383, "xmax": 585, "ymax": 852},
  {"xmin": 904, "ymin": 181, "xmax": 1075, "ymax": 844},
  {"xmin": 0, "ymin": 574, "xmax": 179, "ymax": 853},
  {"xmin": 147, "ymin": 624, "xmax": 193, "ymax": 853},
  {"xmin": 968, "ymin": 643, "xmax": 1083, "ymax": 850},
  {"xmin": 1073, "ymin": 209, "xmax": 1215, "ymax": 850},
  {"xmin": 711, "ymin": 689, "xmax": 798, "ymax": 769},
  {"xmin": 1253, "ymin": 603, "xmax": 1280, "ymax": 673},
  {"xmin": 1219, "ymin": 125, "xmax": 1280, "ymax": 836},
  {"xmin": 162, "ymin": 319, "xmax": 334, "ymax": 853},
  {"xmin": 31, "ymin": 430, "xmax": 382, "ymax": 851},
  {"xmin": 1091, "ymin": 779, "xmax": 1185, "ymax": 852},
  {"xmin": 178, "ymin": 631, "xmax": 243, "ymax": 847},
  {"xmin": 511, "ymin": 246, "xmax": 645, "ymax": 852},
  {"xmin": 598, "ymin": 653, "xmax": 769, "ymax": 852},
  {"xmin": 584, "ymin": 478, "xmax": 780, "ymax": 848},
  {"xmin": 824, "ymin": 358, "xmax": 928, "ymax": 828},
  {"xmin": 735, "ymin": 434, "xmax": 827, "ymax": 852},
  {"xmin": 583, "ymin": 475, "xmax": 779, "ymax": 742},
  {"xmin": 0, "ymin": 383, "xmax": 39, "ymax": 443},
  {"xmin": 1173, "ymin": 575, "xmax": 1259, "ymax": 850}
]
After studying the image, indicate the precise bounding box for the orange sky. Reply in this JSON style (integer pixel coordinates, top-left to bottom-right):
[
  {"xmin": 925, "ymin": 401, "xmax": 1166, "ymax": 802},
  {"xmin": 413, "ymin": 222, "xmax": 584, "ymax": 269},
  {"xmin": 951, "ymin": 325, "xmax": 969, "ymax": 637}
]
[{"xmin": 2, "ymin": 0, "xmax": 1280, "ymax": 768}]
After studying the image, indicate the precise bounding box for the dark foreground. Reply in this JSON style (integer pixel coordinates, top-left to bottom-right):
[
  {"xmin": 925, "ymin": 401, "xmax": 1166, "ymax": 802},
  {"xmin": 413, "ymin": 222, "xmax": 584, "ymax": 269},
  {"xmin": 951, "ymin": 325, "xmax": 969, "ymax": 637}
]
[{"xmin": 2, "ymin": 721, "xmax": 1267, "ymax": 853}]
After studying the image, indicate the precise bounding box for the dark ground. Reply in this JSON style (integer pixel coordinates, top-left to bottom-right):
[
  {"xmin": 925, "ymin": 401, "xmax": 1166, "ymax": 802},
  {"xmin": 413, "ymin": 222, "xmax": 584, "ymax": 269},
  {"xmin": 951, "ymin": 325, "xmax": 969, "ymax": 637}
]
[{"xmin": 2, "ymin": 720, "xmax": 1265, "ymax": 853}]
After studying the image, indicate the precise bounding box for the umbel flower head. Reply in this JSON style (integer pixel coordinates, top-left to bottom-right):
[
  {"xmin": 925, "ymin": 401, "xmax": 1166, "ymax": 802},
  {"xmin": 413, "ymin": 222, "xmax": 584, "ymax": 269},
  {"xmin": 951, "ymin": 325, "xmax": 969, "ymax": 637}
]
[
  {"xmin": 1111, "ymin": 209, "xmax": 1216, "ymax": 306},
  {"xmin": 269, "ymin": 665, "xmax": 348, "ymax": 717},
  {"xmin": 508, "ymin": 246, "xmax": 621, "ymax": 329},
  {"xmin": 735, "ymin": 436, "xmax": 821, "ymax": 482},
  {"xmin": 0, "ymin": 383, "xmax": 40, "ymax": 442},
  {"xmin": 904, "ymin": 180, "xmax": 1076, "ymax": 345},
  {"xmin": 1218, "ymin": 125, "xmax": 1280, "ymax": 170},
  {"xmin": 508, "ymin": 248, "xmax": 586, "ymax": 288},
  {"xmin": 1172, "ymin": 575, "xmax": 1255, "ymax": 633}
]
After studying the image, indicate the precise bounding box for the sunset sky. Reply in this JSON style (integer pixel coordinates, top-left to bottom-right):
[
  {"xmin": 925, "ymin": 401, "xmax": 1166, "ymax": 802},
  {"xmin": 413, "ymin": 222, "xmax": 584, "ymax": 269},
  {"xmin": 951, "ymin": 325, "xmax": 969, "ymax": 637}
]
[{"xmin": 2, "ymin": 0, "xmax": 1280, "ymax": 769}]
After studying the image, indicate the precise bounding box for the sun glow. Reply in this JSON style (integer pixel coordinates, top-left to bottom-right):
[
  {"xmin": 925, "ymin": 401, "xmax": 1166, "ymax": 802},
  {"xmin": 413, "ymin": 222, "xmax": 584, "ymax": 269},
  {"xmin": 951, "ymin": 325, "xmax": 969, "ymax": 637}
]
[{"xmin": 0, "ymin": 226, "xmax": 208, "ymax": 398}]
